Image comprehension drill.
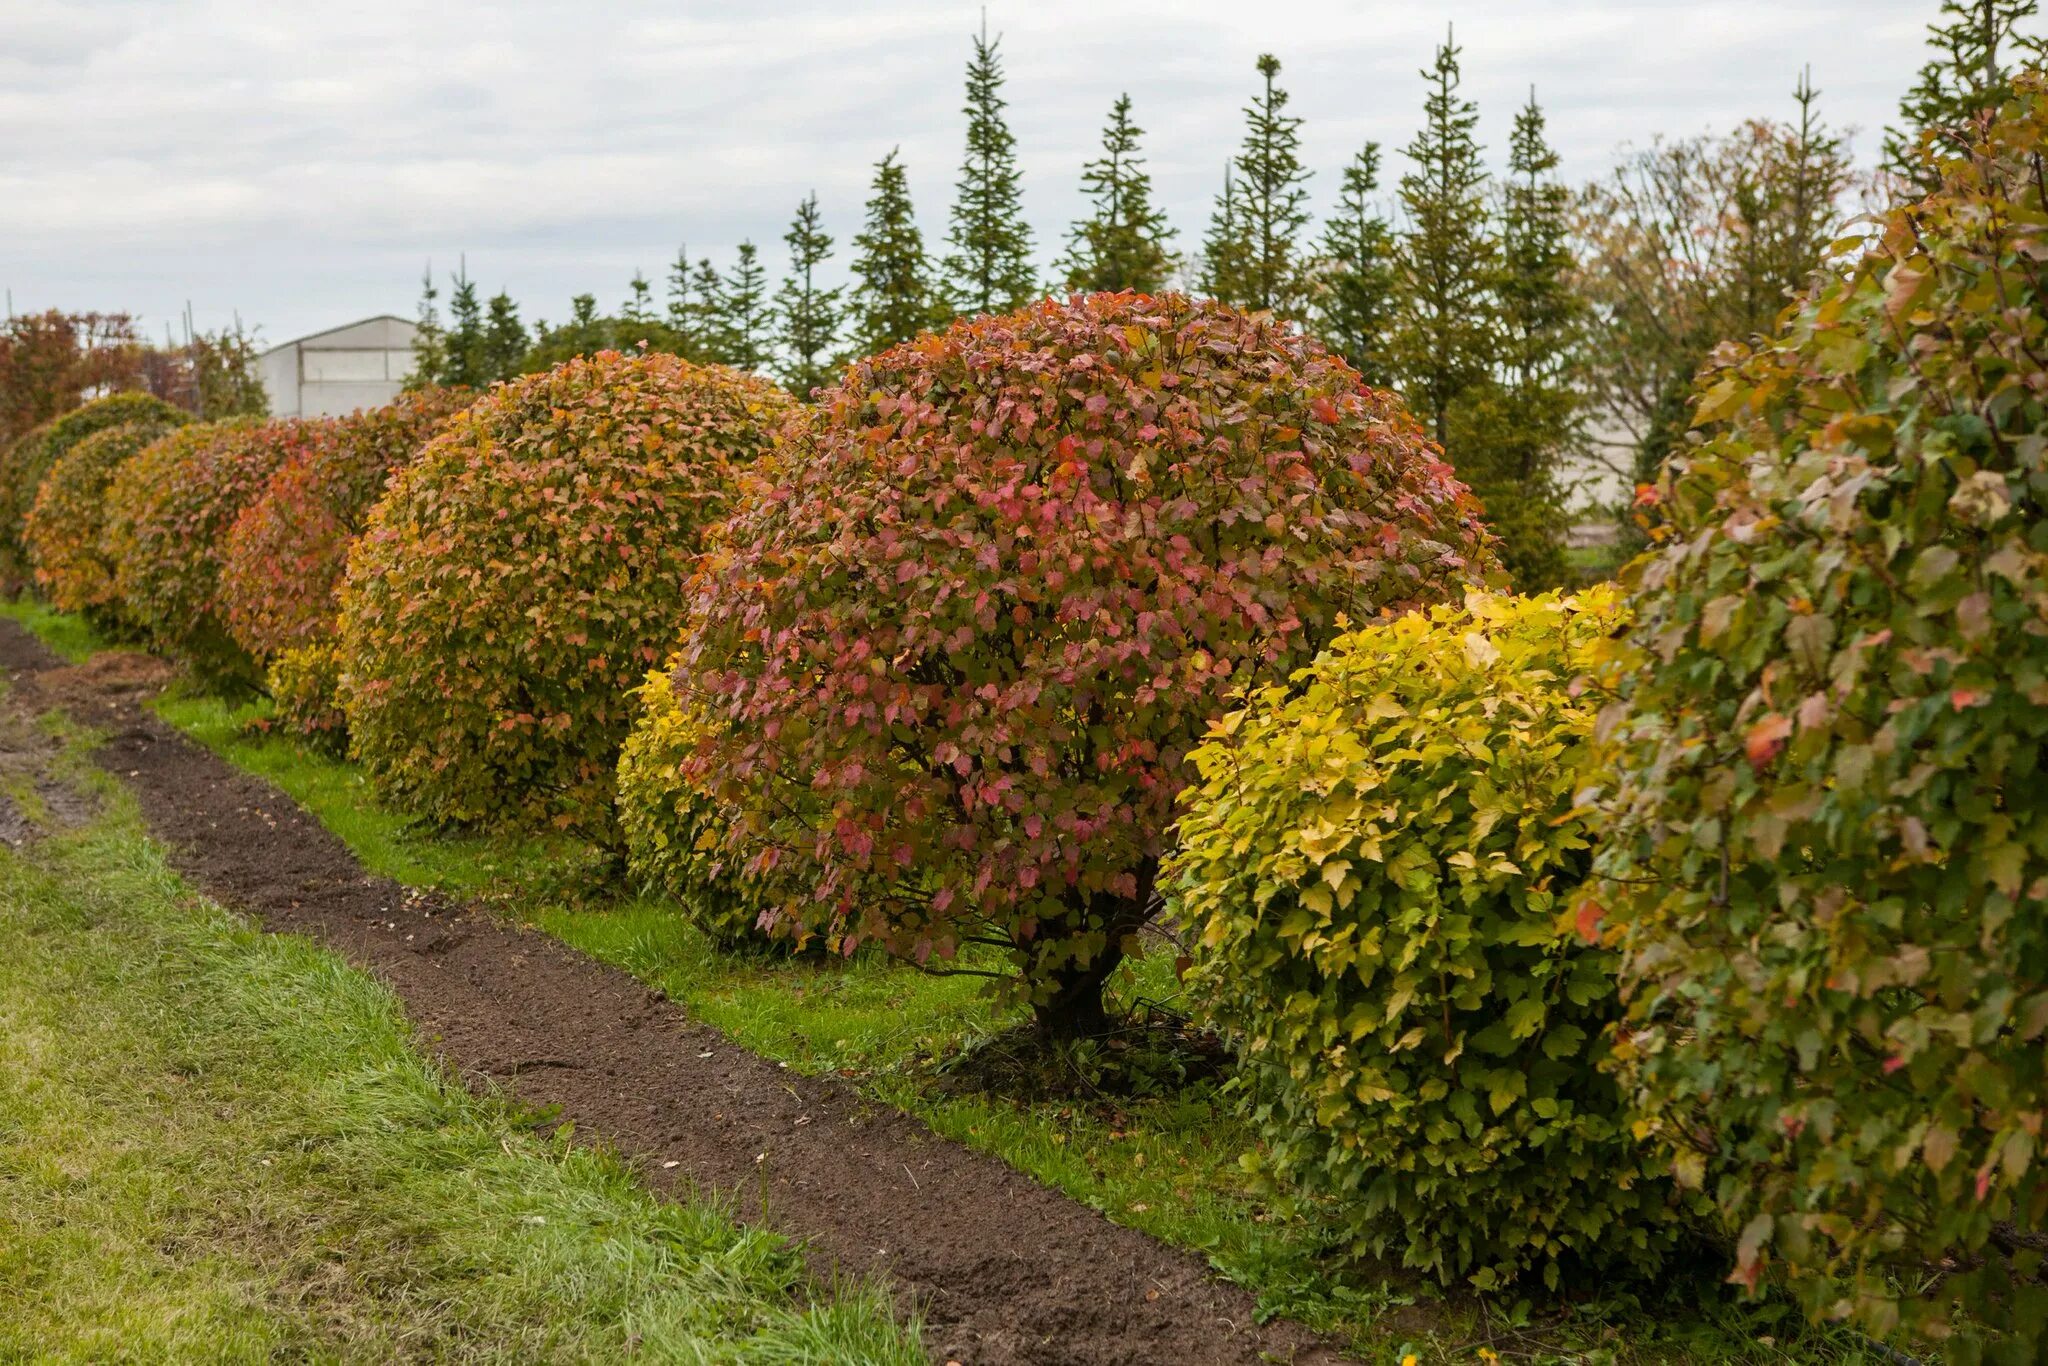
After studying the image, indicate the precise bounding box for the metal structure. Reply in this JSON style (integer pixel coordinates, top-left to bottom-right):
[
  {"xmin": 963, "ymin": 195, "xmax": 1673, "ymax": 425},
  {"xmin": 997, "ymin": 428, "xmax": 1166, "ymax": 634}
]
[{"xmin": 259, "ymin": 315, "xmax": 417, "ymax": 418}]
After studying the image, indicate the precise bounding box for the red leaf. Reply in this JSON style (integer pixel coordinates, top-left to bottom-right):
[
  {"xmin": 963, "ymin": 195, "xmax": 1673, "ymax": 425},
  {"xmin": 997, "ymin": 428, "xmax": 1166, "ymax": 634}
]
[{"xmin": 1745, "ymin": 714, "xmax": 1794, "ymax": 769}]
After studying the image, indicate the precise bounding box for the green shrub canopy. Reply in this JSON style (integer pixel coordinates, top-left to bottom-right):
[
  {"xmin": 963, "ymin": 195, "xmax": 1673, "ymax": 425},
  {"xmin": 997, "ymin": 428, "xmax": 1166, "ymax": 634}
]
[
  {"xmin": 1, "ymin": 390, "xmax": 189, "ymax": 588},
  {"xmin": 1596, "ymin": 77, "xmax": 2048, "ymax": 1352},
  {"xmin": 670, "ymin": 292, "xmax": 1493, "ymax": 1032},
  {"xmin": 336, "ymin": 351, "xmax": 793, "ymax": 834},
  {"xmin": 1173, "ymin": 587, "xmax": 1697, "ymax": 1289},
  {"xmin": 220, "ymin": 386, "xmax": 473, "ymax": 664},
  {"xmin": 104, "ymin": 418, "xmax": 328, "ymax": 677},
  {"xmin": 26, "ymin": 412, "xmax": 191, "ymax": 616}
]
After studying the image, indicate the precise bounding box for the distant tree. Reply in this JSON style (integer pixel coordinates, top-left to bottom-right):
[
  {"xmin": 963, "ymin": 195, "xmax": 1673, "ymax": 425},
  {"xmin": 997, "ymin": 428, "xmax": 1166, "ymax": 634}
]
[
  {"xmin": 773, "ymin": 192, "xmax": 845, "ymax": 394},
  {"xmin": 944, "ymin": 19, "xmax": 1036, "ymax": 315},
  {"xmin": 1884, "ymin": 0, "xmax": 2045, "ymax": 189},
  {"xmin": 481, "ymin": 291, "xmax": 528, "ymax": 383},
  {"xmin": 1310, "ymin": 143, "xmax": 1397, "ymax": 384},
  {"xmin": 519, "ymin": 293, "xmax": 617, "ymax": 372},
  {"xmin": 0, "ymin": 311, "xmax": 141, "ymax": 445},
  {"xmin": 621, "ymin": 270, "xmax": 657, "ymax": 335},
  {"xmin": 850, "ymin": 149, "xmax": 947, "ymax": 355},
  {"xmin": 718, "ymin": 241, "xmax": 770, "ymax": 371},
  {"xmin": 1057, "ymin": 94, "xmax": 1178, "ymax": 295},
  {"xmin": 1215, "ymin": 54, "xmax": 1313, "ymax": 314},
  {"xmin": 408, "ymin": 265, "xmax": 450, "ymax": 390},
  {"xmin": 1197, "ymin": 165, "xmax": 1251, "ymax": 305},
  {"xmin": 688, "ymin": 257, "xmax": 730, "ymax": 363},
  {"xmin": 665, "ymin": 244, "xmax": 701, "ymax": 359},
  {"xmin": 444, "ymin": 261, "xmax": 487, "ymax": 388},
  {"xmin": 1391, "ymin": 28, "xmax": 1495, "ymax": 448},
  {"xmin": 182, "ymin": 322, "xmax": 269, "ymax": 420}
]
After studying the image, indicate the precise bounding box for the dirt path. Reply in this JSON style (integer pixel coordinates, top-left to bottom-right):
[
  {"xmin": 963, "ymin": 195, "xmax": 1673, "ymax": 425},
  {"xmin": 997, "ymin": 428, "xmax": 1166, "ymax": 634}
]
[{"xmin": 0, "ymin": 619, "xmax": 1353, "ymax": 1366}]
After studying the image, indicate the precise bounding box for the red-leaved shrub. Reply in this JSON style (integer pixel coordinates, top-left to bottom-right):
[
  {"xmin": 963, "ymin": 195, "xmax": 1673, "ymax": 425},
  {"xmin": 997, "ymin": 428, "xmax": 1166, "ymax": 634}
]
[
  {"xmin": 665, "ymin": 292, "xmax": 1494, "ymax": 1033},
  {"xmin": 1, "ymin": 390, "xmax": 190, "ymax": 591}
]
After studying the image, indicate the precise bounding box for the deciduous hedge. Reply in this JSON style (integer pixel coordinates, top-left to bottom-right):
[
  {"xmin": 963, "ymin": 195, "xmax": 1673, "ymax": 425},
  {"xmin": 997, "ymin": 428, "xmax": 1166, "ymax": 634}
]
[
  {"xmin": 1596, "ymin": 77, "xmax": 2048, "ymax": 1356},
  {"xmin": 104, "ymin": 418, "xmax": 330, "ymax": 678},
  {"xmin": 220, "ymin": 386, "xmax": 472, "ymax": 665},
  {"xmin": 667, "ymin": 292, "xmax": 1493, "ymax": 1033},
  {"xmin": 1, "ymin": 390, "xmax": 190, "ymax": 591},
  {"xmin": 1173, "ymin": 588, "xmax": 1695, "ymax": 1290},
  {"xmin": 26, "ymin": 412, "xmax": 191, "ymax": 617},
  {"xmin": 335, "ymin": 352, "xmax": 793, "ymax": 834}
]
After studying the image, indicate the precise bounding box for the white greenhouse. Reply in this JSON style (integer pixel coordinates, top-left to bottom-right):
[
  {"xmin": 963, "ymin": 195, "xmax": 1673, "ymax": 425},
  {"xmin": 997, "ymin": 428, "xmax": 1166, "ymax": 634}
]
[{"xmin": 259, "ymin": 315, "xmax": 418, "ymax": 418}]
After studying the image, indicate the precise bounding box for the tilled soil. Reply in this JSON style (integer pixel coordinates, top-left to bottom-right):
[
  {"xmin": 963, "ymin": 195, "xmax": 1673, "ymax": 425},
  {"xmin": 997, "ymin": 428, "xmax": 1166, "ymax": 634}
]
[{"xmin": 0, "ymin": 619, "xmax": 1354, "ymax": 1366}]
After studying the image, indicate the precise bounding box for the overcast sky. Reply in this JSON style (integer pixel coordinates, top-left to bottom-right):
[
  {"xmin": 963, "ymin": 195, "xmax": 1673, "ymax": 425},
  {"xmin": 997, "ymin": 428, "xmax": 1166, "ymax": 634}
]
[{"xmin": 0, "ymin": 0, "xmax": 1978, "ymax": 347}]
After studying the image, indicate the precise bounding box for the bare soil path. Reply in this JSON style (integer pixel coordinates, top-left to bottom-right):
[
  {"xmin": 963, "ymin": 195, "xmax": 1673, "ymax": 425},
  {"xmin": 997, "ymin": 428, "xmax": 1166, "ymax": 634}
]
[{"xmin": 0, "ymin": 618, "xmax": 1353, "ymax": 1366}]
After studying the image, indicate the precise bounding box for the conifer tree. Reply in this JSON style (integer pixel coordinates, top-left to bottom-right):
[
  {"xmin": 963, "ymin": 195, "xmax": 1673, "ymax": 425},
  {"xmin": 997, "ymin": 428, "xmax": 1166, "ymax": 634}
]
[
  {"xmin": 1057, "ymin": 94, "xmax": 1177, "ymax": 294},
  {"xmin": 944, "ymin": 19, "xmax": 1036, "ymax": 315},
  {"xmin": 665, "ymin": 244, "xmax": 698, "ymax": 358},
  {"xmin": 773, "ymin": 192, "xmax": 845, "ymax": 394},
  {"xmin": 1391, "ymin": 28, "xmax": 1495, "ymax": 448},
  {"xmin": 407, "ymin": 264, "xmax": 449, "ymax": 390},
  {"xmin": 1312, "ymin": 143, "xmax": 1396, "ymax": 385},
  {"xmin": 851, "ymin": 149, "xmax": 947, "ymax": 354},
  {"xmin": 1216, "ymin": 54, "xmax": 1313, "ymax": 314},
  {"xmin": 1198, "ymin": 165, "xmax": 1251, "ymax": 305},
  {"xmin": 481, "ymin": 291, "xmax": 528, "ymax": 383},
  {"xmin": 444, "ymin": 260, "xmax": 487, "ymax": 388},
  {"xmin": 688, "ymin": 257, "xmax": 731, "ymax": 363},
  {"xmin": 719, "ymin": 241, "xmax": 770, "ymax": 371},
  {"xmin": 1884, "ymin": 0, "xmax": 2045, "ymax": 188},
  {"xmin": 621, "ymin": 271, "xmax": 655, "ymax": 332}
]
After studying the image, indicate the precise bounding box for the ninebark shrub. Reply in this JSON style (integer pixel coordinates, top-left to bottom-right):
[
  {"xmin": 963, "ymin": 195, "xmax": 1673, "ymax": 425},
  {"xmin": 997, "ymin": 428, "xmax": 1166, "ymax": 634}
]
[
  {"xmin": 1597, "ymin": 77, "xmax": 2048, "ymax": 1355},
  {"xmin": 1173, "ymin": 588, "xmax": 1701, "ymax": 1290},
  {"xmin": 104, "ymin": 418, "xmax": 329, "ymax": 679},
  {"xmin": 336, "ymin": 352, "xmax": 792, "ymax": 835},
  {"xmin": 220, "ymin": 386, "xmax": 473, "ymax": 666},
  {"xmin": 1, "ymin": 390, "xmax": 189, "ymax": 591},
  {"xmin": 669, "ymin": 292, "xmax": 1492, "ymax": 1034},
  {"xmin": 26, "ymin": 413, "xmax": 190, "ymax": 618}
]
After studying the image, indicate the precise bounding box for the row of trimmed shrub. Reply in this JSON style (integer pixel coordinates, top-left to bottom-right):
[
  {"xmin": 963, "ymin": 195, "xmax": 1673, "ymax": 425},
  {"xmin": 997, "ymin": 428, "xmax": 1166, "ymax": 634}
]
[{"xmin": 6, "ymin": 82, "xmax": 2046, "ymax": 1357}]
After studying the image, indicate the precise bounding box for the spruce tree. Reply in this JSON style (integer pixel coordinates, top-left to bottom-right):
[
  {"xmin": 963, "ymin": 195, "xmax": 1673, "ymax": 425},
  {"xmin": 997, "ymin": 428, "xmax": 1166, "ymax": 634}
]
[
  {"xmin": 1391, "ymin": 28, "xmax": 1495, "ymax": 448},
  {"xmin": 665, "ymin": 244, "xmax": 699, "ymax": 358},
  {"xmin": 851, "ymin": 149, "xmax": 947, "ymax": 354},
  {"xmin": 1884, "ymin": 0, "xmax": 2044, "ymax": 188},
  {"xmin": 1198, "ymin": 165, "xmax": 1252, "ymax": 305},
  {"xmin": 407, "ymin": 263, "xmax": 449, "ymax": 390},
  {"xmin": 1057, "ymin": 94, "xmax": 1177, "ymax": 294},
  {"xmin": 720, "ymin": 241, "xmax": 770, "ymax": 371},
  {"xmin": 444, "ymin": 260, "xmax": 487, "ymax": 388},
  {"xmin": 621, "ymin": 271, "xmax": 655, "ymax": 332},
  {"xmin": 688, "ymin": 257, "xmax": 731, "ymax": 364},
  {"xmin": 481, "ymin": 291, "xmax": 529, "ymax": 383},
  {"xmin": 773, "ymin": 192, "xmax": 845, "ymax": 394},
  {"xmin": 1222, "ymin": 54, "xmax": 1313, "ymax": 314},
  {"xmin": 1312, "ymin": 143, "xmax": 1396, "ymax": 385},
  {"xmin": 944, "ymin": 19, "xmax": 1036, "ymax": 315}
]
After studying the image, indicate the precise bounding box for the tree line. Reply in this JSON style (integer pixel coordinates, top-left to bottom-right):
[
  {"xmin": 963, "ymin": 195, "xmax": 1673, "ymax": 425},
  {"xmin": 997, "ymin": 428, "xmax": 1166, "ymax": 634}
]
[{"xmin": 400, "ymin": 0, "xmax": 2040, "ymax": 586}]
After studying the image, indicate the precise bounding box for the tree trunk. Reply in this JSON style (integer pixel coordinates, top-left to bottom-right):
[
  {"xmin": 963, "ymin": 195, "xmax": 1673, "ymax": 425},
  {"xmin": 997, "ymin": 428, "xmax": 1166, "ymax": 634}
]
[{"xmin": 1032, "ymin": 941, "xmax": 1126, "ymax": 1039}]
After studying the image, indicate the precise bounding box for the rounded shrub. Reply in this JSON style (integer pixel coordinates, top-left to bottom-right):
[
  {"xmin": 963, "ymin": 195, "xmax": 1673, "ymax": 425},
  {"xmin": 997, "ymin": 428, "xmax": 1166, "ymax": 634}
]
[
  {"xmin": 220, "ymin": 386, "xmax": 473, "ymax": 665},
  {"xmin": 1, "ymin": 390, "xmax": 190, "ymax": 590},
  {"xmin": 104, "ymin": 418, "xmax": 331, "ymax": 678},
  {"xmin": 669, "ymin": 293, "xmax": 1493, "ymax": 1034},
  {"xmin": 1597, "ymin": 79, "xmax": 2048, "ymax": 1354},
  {"xmin": 336, "ymin": 352, "xmax": 794, "ymax": 834},
  {"xmin": 1171, "ymin": 588, "xmax": 1697, "ymax": 1290},
  {"xmin": 26, "ymin": 413, "xmax": 191, "ymax": 618},
  {"xmin": 266, "ymin": 641, "xmax": 347, "ymax": 752}
]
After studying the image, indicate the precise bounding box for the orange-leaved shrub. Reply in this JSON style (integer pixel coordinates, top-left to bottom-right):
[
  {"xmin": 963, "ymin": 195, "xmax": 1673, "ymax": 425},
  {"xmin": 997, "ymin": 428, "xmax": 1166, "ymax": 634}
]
[
  {"xmin": 1, "ymin": 390, "xmax": 190, "ymax": 591},
  {"xmin": 105, "ymin": 418, "xmax": 334, "ymax": 678},
  {"xmin": 336, "ymin": 352, "xmax": 794, "ymax": 834},
  {"xmin": 220, "ymin": 386, "xmax": 473, "ymax": 665},
  {"xmin": 26, "ymin": 413, "xmax": 191, "ymax": 618},
  {"xmin": 665, "ymin": 292, "xmax": 1495, "ymax": 1034}
]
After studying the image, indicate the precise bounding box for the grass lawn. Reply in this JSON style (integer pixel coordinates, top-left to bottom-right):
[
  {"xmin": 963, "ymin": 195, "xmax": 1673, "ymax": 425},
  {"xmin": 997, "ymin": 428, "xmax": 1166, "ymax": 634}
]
[
  {"xmin": 0, "ymin": 700, "xmax": 920, "ymax": 1364},
  {"xmin": 2, "ymin": 601, "xmax": 1883, "ymax": 1363}
]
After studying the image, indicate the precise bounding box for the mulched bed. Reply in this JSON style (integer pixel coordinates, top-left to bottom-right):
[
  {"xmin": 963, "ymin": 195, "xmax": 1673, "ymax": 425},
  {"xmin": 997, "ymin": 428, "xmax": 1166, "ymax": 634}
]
[{"xmin": 0, "ymin": 618, "xmax": 1354, "ymax": 1366}]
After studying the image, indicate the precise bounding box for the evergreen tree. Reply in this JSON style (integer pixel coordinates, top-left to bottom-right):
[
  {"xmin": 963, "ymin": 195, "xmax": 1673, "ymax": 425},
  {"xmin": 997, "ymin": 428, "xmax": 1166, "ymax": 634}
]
[
  {"xmin": 444, "ymin": 260, "xmax": 487, "ymax": 388},
  {"xmin": 621, "ymin": 270, "xmax": 656, "ymax": 332},
  {"xmin": 481, "ymin": 291, "xmax": 528, "ymax": 384},
  {"xmin": 1058, "ymin": 94, "xmax": 1177, "ymax": 295},
  {"xmin": 1311, "ymin": 143, "xmax": 1397, "ymax": 385},
  {"xmin": 665, "ymin": 244, "xmax": 699, "ymax": 358},
  {"xmin": 851, "ymin": 149, "xmax": 947, "ymax": 355},
  {"xmin": 1884, "ymin": 0, "xmax": 2044, "ymax": 188},
  {"xmin": 719, "ymin": 241, "xmax": 770, "ymax": 371},
  {"xmin": 407, "ymin": 263, "xmax": 449, "ymax": 390},
  {"xmin": 689, "ymin": 257, "xmax": 731, "ymax": 363},
  {"xmin": 1221, "ymin": 54, "xmax": 1313, "ymax": 314},
  {"xmin": 1198, "ymin": 164, "xmax": 1252, "ymax": 305},
  {"xmin": 944, "ymin": 19, "xmax": 1036, "ymax": 315},
  {"xmin": 1391, "ymin": 28, "xmax": 1495, "ymax": 448},
  {"xmin": 773, "ymin": 192, "xmax": 845, "ymax": 394}
]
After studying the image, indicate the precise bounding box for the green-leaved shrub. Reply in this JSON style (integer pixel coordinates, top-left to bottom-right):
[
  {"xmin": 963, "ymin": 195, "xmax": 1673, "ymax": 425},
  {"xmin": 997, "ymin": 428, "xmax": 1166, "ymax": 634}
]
[
  {"xmin": 26, "ymin": 412, "xmax": 191, "ymax": 619},
  {"xmin": 1597, "ymin": 77, "xmax": 2048, "ymax": 1357},
  {"xmin": 1173, "ymin": 587, "xmax": 1698, "ymax": 1290},
  {"xmin": 336, "ymin": 352, "xmax": 793, "ymax": 835},
  {"xmin": 1, "ymin": 390, "xmax": 190, "ymax": 591}
]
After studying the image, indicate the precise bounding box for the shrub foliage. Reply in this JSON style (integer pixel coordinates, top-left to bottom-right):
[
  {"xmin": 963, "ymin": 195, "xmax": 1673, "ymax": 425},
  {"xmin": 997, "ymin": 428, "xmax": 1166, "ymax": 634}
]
[
  {"xmin": 336, "ymin": 352, "xmax": 792, "ymax": 834},
  {"xmin": 267, "ymin": 642, "xmax": 348, "ymax": 752},
  {"xmin": 104, "ymin": 419, "xmax": 329, "ymax": 677},
  {"xmin": 26, "ymin": 413, "xmax": 191, "ymax": 616},
  {"xmin": 1173, "ymin": 588, "xmax": 1695, "ymax": 1290},
  {"xmin": 220, "ymin": 386, "xmax": 473, "ymax": 665},
  {"xmin": 1, "ymin": 390, "xmax": 190, "ymax": 590},
  {"xmin": 1596, "ymin": 78, "xmax": 2048, "ymax": 1354},
  {"xmin": 669, "ymin": 293, "xmax": 1492, "ymax": 1033}
]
